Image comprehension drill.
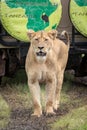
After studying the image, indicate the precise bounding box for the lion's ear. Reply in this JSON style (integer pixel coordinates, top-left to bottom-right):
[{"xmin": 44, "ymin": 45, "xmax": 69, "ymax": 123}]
[
  {"xmin": 48, "ymin": 30, "xmax": 58, "ymax": 40},
  {"xmin": 27, "ymin": 29, "xmax": 36, "ymax": 40}
]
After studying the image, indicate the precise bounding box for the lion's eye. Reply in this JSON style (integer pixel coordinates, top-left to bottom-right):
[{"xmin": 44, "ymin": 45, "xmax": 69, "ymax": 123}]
[
  {"xmin": 44, "ymin": 38, "xmax": 48, "ymax": 41},
  {"xmin": 35, "ymin": 38, "xmax": 39, "ymax": 41}
]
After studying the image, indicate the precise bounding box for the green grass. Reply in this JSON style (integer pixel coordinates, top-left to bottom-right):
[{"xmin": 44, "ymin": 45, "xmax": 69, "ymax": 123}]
[
  {"xmin": 51, "ymin": 71, "xmax": 87, "ymax": 130},
  {"xmin": 0, "ymin": 69, "xmax": 31, "ymax": 128},
  {"xmin": 0, "ymin": 95, "xmax": 10, "ymax": 128},
  {"xmin": 1, "ymin": 69, "xmax": 29, "ymax": 93},
  {"xmin": 51, "ymin": 106, "xmax": 87, "ymax": 130},
  {"xmin": 2, "ymin": 69, "xmax": 27, "ymax": 84}
]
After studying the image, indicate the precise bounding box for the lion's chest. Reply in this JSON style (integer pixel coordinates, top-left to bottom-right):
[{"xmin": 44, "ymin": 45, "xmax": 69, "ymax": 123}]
[
  {"xmin": 38, "ymin": 67, "xmax": 47, "ymax": 83},
  {"xmin": 29, "ymin": 61, "xmax": 57, "ymax": 84}
]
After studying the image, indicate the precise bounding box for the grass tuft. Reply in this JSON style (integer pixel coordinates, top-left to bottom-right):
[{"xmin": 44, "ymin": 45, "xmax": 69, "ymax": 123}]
[
  {"xmin": 0, "ymin": 95, "xmax": 10, "ymax": 128},
  {"xmin": 52, "ymin": 106, "xmax": 87, "ymax": 130}
]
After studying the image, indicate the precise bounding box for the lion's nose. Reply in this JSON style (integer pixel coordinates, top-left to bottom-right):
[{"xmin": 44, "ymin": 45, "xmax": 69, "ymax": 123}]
[{"xmin": 38, "ymin": 47, "xmax": 44, "ymax": 50}]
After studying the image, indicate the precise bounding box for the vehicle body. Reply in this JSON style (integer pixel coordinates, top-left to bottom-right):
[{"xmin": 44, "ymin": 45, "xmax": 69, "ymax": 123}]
[{"xmin": 0, "ymin": 0, "xmax": 87, "ymax": 83}]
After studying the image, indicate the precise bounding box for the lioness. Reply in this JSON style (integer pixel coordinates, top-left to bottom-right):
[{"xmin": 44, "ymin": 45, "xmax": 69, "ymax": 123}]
[{"xmin": 25, "ymin": 30, "xmax": 70, "ymax": 117}]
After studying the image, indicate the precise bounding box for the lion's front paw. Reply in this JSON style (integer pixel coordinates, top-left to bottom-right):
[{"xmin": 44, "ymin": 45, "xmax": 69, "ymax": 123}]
[
  {"xmin": 31, "ymin": 110, "xmax": 42, "ymax": 117},
  {"xmin": 53, "ymin": 101, "xmax": 60, "ymax": 111},
  {"xmin": 53, "ymin": 104, "xmax": 60, "ymax": 111},
  {"xmin": 31, "ymin": 113, "xmax": 41, "ymax": 117},
  {"xmin": 46, "ymin": 107, "xmax": 56, "ymax": 116}
]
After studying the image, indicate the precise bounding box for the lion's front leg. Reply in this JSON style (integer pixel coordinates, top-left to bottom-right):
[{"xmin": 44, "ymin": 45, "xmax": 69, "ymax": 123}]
[
  {"xmin": 28, "ymin": 79, "xmax": 42, "ymax": 117},
  {"xmin": 45, "ymin": 73, "xmax": 56, "ymax": 115}
]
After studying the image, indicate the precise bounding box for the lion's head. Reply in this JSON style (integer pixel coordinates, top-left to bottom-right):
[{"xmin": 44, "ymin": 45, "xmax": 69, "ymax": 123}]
[{"xmin": 27, "ymin": 30, "xmax": 58, "ymax": 63}]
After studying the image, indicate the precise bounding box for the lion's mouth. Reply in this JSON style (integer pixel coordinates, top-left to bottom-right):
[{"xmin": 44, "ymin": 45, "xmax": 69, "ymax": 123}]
[{"xmin": 36, "ymin": 51, "xmax": 46, "ymax": 57}]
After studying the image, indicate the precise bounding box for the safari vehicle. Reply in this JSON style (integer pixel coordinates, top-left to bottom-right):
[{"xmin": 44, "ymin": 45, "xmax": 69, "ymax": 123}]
[{"xmin": 0, "ymin": 0, "xmax": 87, "ymax": 83}]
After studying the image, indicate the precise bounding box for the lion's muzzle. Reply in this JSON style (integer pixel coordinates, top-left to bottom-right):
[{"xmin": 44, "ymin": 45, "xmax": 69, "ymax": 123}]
[
  {"xmin": 36, "ymin": 46, "xmax": 47, "ymax": 57},
  {"xmin": 36, "ymin": 51, "xmax": 46, "ymax": 57}
]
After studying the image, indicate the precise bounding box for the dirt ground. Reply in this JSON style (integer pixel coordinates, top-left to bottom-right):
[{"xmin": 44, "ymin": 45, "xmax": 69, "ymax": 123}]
[
  {"xmin": 0, "ymin": 90, "xmax": 68, "ymax": 130},
  {"xmin": 0, "ymin": 73, "xmax": 87, "ymax": 130}
]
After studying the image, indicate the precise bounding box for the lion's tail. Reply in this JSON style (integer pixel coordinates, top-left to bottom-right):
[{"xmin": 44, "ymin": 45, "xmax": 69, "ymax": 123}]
[{"xmin": 61, "ymin": 30, "xmax": 70, "ymax": 46}]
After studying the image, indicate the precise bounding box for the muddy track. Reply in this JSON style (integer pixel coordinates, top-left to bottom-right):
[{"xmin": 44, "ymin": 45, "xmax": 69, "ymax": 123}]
[
  {"xmin": 0, "ymin": 92, "xmax": 70, "ymax": 130},
  {"xmin": 0, "ymin": 107, "xmax": 69, "ymax": 130},
  {"xmin": 0, "ymin": 77, "xmax": 87, "ymax": 130},
  {"xmin": 0, "ymin": 99, "xmax": 86, "ymax": 130}
]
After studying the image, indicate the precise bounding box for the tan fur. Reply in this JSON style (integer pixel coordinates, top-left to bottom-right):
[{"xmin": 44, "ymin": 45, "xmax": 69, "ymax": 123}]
[{"xmin": 25, "ymin": 30, "xmax": 70, "ymax": 117}]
